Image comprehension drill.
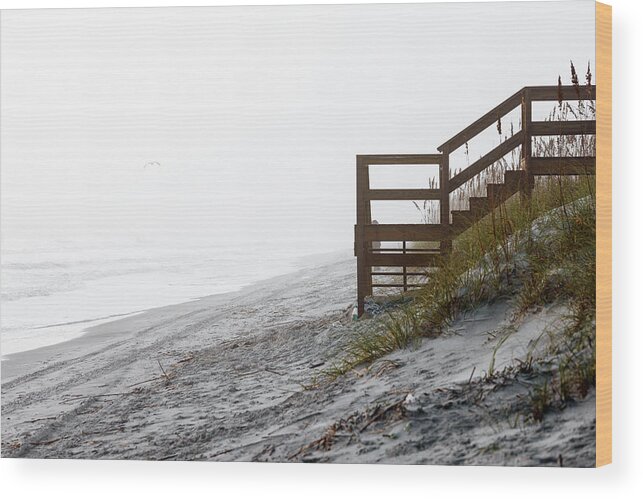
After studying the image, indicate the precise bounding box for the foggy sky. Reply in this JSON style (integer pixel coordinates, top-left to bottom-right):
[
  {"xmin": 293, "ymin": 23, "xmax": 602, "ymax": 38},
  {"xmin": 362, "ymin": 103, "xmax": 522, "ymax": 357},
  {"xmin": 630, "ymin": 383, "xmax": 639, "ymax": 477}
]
[{"xmin": 1, "ymin": 1, "xmax": 595, "ymax": 250}]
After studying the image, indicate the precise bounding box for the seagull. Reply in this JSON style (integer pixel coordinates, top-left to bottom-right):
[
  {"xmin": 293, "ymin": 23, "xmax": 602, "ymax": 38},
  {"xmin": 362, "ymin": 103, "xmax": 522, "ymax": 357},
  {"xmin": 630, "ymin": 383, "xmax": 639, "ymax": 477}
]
[{"xmin": 144, "ymin": 161, "xmax": 161, "ymax": 169}]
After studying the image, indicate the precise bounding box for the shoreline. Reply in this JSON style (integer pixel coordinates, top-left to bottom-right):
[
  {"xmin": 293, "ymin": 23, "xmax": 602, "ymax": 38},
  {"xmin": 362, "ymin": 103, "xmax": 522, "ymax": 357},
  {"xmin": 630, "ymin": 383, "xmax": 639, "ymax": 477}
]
[{"xmin": 1, "ymin": 249, "xmax": 352, "ymax": 380}]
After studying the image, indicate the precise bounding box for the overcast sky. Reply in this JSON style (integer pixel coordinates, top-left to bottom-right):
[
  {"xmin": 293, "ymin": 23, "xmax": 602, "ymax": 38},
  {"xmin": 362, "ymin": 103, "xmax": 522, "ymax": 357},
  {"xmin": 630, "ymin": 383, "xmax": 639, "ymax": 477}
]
[{"xmin": 1, "ymin": 1, "xmax": 595, "ymax": 250}]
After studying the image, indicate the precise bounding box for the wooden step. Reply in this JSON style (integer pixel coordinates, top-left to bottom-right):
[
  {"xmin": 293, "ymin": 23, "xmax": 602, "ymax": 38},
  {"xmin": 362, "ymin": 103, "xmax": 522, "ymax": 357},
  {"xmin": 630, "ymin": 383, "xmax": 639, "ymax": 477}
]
[
  {"xmin": 487, "ymin": 182, "xmax": 517, "ymax": 204},
  {"xmin": 469, "ymin": 196, "xmax": 492, "ymax": 216},
  {"xmin": 503, "ymin": 170, "xmax": 525, "ymax": 190},
  {"xmin": 451, "ymin": 209, "xmax": 471, "ymax": 225},
  {"xmin": 451, "ymin": 209, "xmax": 480, "ymax": 227},
  {"xmin": 486, "ymin": 183, "xmax": 509, "ymax": 202}
]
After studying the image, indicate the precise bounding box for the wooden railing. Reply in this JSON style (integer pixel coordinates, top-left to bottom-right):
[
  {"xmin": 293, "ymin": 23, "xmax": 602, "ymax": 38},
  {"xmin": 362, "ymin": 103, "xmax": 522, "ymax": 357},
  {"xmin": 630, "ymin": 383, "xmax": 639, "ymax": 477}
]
[{"xmin": 355, "ymin": 84, "xmax": 596, "ymax": 316}]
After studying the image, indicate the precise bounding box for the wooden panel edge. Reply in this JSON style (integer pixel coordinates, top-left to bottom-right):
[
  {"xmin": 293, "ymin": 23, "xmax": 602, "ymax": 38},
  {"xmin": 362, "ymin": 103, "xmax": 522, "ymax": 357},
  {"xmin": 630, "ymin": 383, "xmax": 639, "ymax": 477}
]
[{"xmin": 596, "ymin": 0, "xmax": 612, "ymax": 468}]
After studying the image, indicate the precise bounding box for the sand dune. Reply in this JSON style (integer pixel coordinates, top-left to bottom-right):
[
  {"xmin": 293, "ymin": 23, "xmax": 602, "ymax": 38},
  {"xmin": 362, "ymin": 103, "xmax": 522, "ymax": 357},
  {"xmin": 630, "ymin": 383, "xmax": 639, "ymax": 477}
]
[{"xmin": 1, "ymin": 257, "xmax": 594, "ymax": 465}]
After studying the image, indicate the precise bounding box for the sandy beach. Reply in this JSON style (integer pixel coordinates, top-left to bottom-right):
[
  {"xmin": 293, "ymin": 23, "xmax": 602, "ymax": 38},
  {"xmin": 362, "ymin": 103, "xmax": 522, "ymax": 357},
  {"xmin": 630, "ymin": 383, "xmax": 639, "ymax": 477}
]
[{"xmin": 1, "ymin": 257, "xmax": 595, "ymax": 465}]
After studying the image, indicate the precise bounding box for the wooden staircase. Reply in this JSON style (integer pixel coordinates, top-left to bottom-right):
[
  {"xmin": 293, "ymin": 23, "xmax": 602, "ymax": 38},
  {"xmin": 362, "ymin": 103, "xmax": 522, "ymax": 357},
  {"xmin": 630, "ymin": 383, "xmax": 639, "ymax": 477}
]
[
  {"xmin": 354, "ymin": 85, "xmax": 597, "ymax": 316},
  {"xmin": 451, "ymin": 170, "xmax": 525, "ymax": 234}
]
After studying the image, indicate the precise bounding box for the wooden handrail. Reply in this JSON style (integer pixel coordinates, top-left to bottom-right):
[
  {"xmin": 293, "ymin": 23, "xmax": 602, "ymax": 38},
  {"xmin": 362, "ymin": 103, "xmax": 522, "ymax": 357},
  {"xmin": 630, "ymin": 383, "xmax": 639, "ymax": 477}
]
[
  {"xmin": 356, "ymin": 154, "xmax": 443, "ymax": 165},
  {"xmin": 437, "ymin": 85, "xmax": 596, "ymax": 153},
  {"xmin": 448, "ymin": 132, "xmax": 523, "ymax": 192},
  {"xmin": 437, "ymin": 88, "xmax": 523, "ymax": 153},
  {"xmin": 529, "ymin": 85, "xmax": 596, "ymax": 101}
]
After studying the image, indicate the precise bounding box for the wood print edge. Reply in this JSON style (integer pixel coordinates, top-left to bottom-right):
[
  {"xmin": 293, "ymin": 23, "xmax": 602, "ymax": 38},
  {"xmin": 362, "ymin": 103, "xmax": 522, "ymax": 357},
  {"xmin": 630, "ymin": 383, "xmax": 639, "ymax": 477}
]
[{"xmin": 596, "ymin": 0, "xmax": 612, "ymax": 468}]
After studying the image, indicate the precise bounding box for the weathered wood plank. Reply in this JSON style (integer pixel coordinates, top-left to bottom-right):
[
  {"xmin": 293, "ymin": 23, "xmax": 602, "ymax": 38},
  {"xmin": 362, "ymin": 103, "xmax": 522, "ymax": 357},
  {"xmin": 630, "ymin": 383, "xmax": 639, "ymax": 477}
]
[
  {"xmin": 530, "ymin": 156, "xmax": 596, "ymax": 175},
  {"xmin": 530, "ymin": 120, "xmax": 596, "ymax": 136},
  {"xmin": 528, "ymin": 84, "xmax": 596, "ymax": 101},
  {"xmin": 363, "ymin": 223, "xmax": 448, "ymax": 241},
  {"xmin": 440, "ymin": 152, "xmax": 451, "ymax": 254},
  {"xmin": 371, "ymin": 248, "xmax": 440, "ymax": 253},
  {"xmin": 355, "ymin": 155, "xmax": 371, "ymax": 316},
  {"xmin": 357, "ymin": 154, "xmax": 443, "ymax": 165},
  {"xmin": 371, "ymin": 272, "xmax": 427, "ymax": 277},
  {"xmin": 367, "ymin": 189, "xmax": 441, "ymax": 200},
  {"xmin": 367, "ymin": 253, "xmax": 442, "ymax": 267},
  {"xmin": 372, "ymin": 283, "xmax": 424, "ymax": 288},
  {"xmin": 521, "ymin": 89, "xmax": 533, "ymax": 197}
]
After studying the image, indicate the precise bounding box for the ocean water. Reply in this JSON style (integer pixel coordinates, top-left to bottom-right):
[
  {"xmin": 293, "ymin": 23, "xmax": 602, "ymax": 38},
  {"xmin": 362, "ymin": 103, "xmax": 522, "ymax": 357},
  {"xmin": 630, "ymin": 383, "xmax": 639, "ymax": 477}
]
[
  {"xmin": 0, "ymin": 158, "xmax": 356, "ymax": 355},
  {"xmin": 0, "ymin": 2, "xmax": 595, "ymax": 356},
  {"xmin": 1, "ymin": 236, "xmax": 349, "ymax": 356}
]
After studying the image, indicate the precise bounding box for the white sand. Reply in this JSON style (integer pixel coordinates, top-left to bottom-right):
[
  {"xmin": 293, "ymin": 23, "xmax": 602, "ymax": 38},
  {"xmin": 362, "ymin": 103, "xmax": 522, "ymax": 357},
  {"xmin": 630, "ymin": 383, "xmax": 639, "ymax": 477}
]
[{"xmin": 1, "ymin": 257, "xmax": 595, "ymax": 465}]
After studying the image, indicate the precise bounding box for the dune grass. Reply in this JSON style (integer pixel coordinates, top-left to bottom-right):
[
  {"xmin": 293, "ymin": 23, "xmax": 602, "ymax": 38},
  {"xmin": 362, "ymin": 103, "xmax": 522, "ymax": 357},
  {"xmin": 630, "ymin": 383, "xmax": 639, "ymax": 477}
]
[{"xmin": 328, "ymin": 175, "xmax": 595, "ymax": 379}]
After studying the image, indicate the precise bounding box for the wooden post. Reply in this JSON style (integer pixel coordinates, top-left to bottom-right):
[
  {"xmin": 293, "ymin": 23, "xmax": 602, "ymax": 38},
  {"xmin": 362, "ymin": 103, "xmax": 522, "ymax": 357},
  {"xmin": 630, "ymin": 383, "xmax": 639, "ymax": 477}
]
[
  {"xmin": 356, "ymin": 156, "xmax": 371, "ymax": 317},
  {"xmin": 439, "ymin": 151, "xmax": 452, "ymax": 255},
  {"xmin": 402, "ymin": 241, "xmax": 407, "ymax": 292},
  {"xmin": 521, "ymin": 88, "xmax": 534, "ymax": 197}
]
